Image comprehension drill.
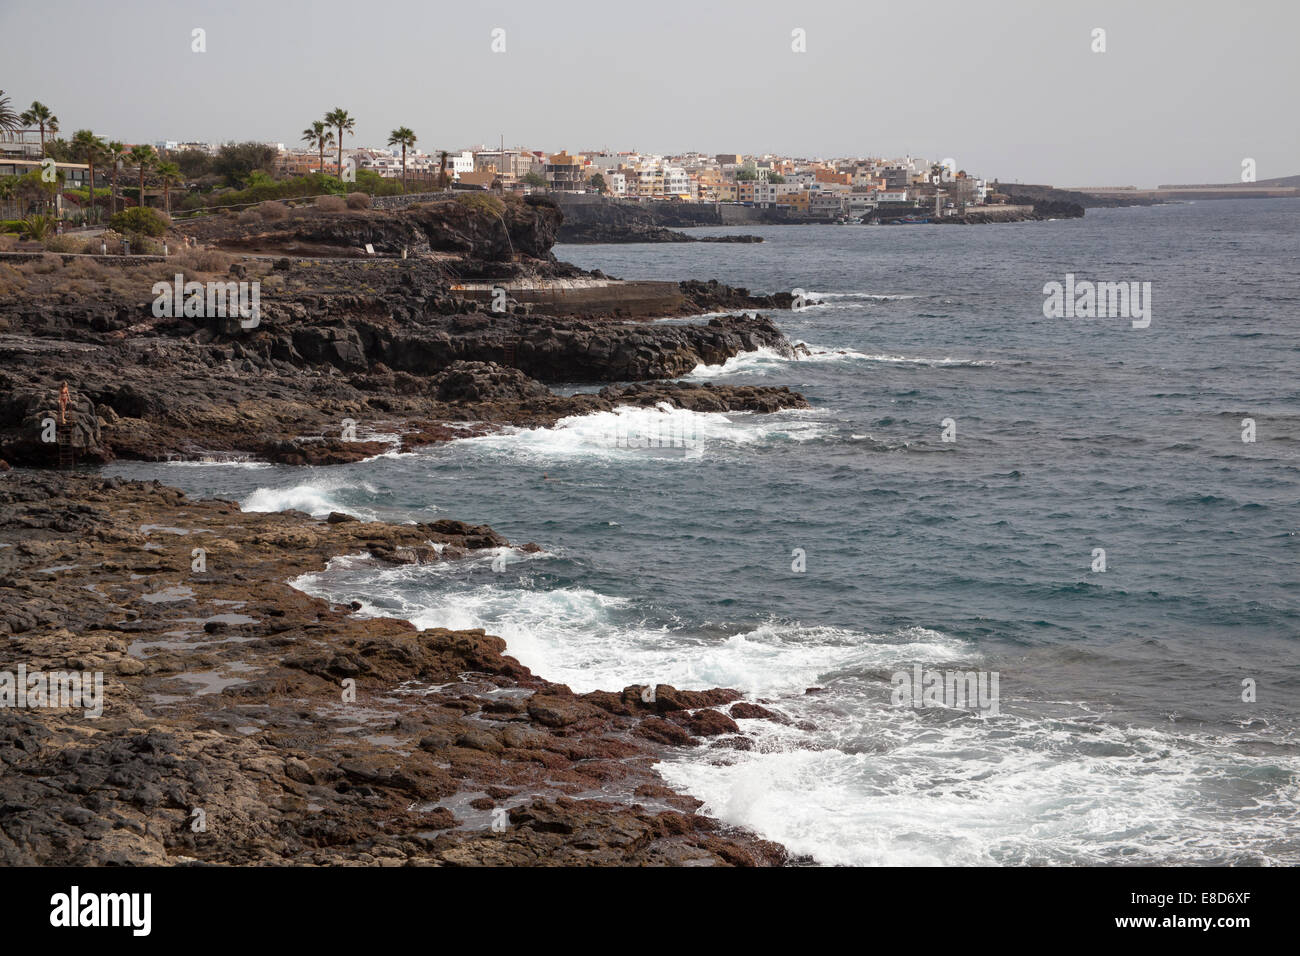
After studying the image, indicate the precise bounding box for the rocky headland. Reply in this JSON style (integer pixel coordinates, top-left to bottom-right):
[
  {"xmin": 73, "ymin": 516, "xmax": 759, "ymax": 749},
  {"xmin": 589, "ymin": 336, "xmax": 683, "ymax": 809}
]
[
  {"xmin": 0, "ymin": 196, "xmax": 809, "ymax": 469},
  {"xmin": 0, "ymin": 194, "xmax": 812, "ymax": 865},
  {"xmin": 553, "ymin": 200, "xmax": 763, "ymax": 244}
]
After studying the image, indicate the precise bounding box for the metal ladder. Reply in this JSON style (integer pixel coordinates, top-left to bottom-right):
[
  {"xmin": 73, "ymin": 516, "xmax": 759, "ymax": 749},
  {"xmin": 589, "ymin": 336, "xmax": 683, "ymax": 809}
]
[
  {"xmin": 501, "ymin": 336, "xmax": 520, "ymax": 367},
  {"xmin": 56, "ymin": 421, "xmax": 74, "ymax": 469}
]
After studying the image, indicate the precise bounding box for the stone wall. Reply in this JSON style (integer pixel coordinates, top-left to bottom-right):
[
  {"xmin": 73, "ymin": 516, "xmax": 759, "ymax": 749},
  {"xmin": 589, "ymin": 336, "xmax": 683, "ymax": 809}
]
[{"xmin": 367, "ymin": 191, "xmax": 457, "ymax": 210}]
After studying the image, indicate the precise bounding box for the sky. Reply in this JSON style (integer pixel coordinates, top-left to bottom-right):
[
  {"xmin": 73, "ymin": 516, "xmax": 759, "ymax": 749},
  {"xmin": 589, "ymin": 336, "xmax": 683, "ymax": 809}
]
[{"xmin": 3, "ymin": 0, "xmax": 1297, "ymax": 187}]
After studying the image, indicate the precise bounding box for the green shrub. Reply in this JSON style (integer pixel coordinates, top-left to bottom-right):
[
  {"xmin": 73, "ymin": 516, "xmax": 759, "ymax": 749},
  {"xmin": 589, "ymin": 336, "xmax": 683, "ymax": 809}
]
[
  {"xmin": 109, "ymin": 207, "xmax": 169, "ymax": 237},
  {"xmin": 21, "ymin": 215, "xmax": 54, "ymax": 240},
  {"xmin": 132, "ymin": 235, "xmax": 164, "ymax": 255},
  {"xmin": 175, "ymin": 247, "xmax": 232, "ymax": 273},
  {"xmin": 455, "ymin": 192, "xmax": 505, "ymax": 218},
  {"xmin": 1, "ymin": 219, "xmax": 24, "ymax": 234},
  {"xmin": 353, "ymin": 169, "xmax": 402, "ymax": 196},
  {"xmin": 43, "ymin": 234, "xmax": 84, "ymax": 253}
]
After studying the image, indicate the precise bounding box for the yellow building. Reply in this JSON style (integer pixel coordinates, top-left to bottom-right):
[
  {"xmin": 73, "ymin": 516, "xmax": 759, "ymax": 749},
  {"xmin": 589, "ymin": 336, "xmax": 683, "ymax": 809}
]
[
  {"xmin": 692, "ymin": 168, "xmax": 723, "ymax": 202},
  {"xmin": 545, "ymin": 151, "xmax": 587, "ymax": 191},
  {"xmin": 775, "ymin": 190, "xmax": 811, "ymax": 213}
]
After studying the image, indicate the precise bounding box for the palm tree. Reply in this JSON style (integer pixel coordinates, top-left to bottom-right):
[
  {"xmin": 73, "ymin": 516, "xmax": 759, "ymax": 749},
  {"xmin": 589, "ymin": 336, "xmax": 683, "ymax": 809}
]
[
  {"xmin": 127, "ymin": 144, "xmax": 156, "ymax": 209},
  {"xmin": 0, "ymin": 91, "xmax": 18, "ymax": 132},
  {"xmin": 387, "ymin": 127, "xmax": 417, "ymax": 191},
  {"xmin": 156, "ymin": 162, "xmax": 182, "ymax": 215},
  {"xmin": 301, "ymin": 120, "xmax": 334, "ymax": 176},
  {"xmin": 19, "ymin": 102, "xmax": 58, "ymax": 156},
  {"xmin": 71, "ymin": 129, "xmax": 105, "ymax": 222},
  {"xmin": 0, "ymin": 177, "xmax": 17, "ymax": 219},
  {"xmin": 105, "ymin": 141, "xmax": 126, "ymax": 216},
  {"xmin": 324, "ymin": 108, "xmax": 355, "ymax": 180},
  {"xmin": 44, "ymin": 137, "xmax": 72, "ymax": 162},
  {"xmin": 439, "ymin": 150, "xmax": 449, "ymax": 190}
]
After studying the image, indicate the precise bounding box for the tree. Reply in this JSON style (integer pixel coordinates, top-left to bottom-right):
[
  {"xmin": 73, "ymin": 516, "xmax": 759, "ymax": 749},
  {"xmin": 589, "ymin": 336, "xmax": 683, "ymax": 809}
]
[
  {"xmin": 769, "ymin": 173, "xmax": 785, "ymax": 184},
  {"xmin": 6, "ymin": 169, "xmax": 60, "ymax": 217},
  {"xmin": 156, "ymin": 161, "xmax": 182, "ymax": 215},
  {"xmin": 44, "ymin": 137, "xmax": 73, "ymax": 162},
  {"xmin": 109, "ymin": 206, "xmax": 168, "ymax": 237},
  {"xmin": 0, "ymin": 91, "xmax": 18, "ymax": 132},
  {"xmin": 302, "ymin": 120, "xmax": 334, "ymax": 176},
  {"xmin": 589, "ymin": 172, "xmax": 607, "ymax": 195},
  {"xmin": 127, "ymin": 144, "xmax": 156, "ymax": 209},
  {"xmin": 19, "ymin": 102, "xmax": 58, "ymax": 155},
  {"xmin": 0, "ymin": 176, "xmax": 14, "ymax": 210},
  {"xmin": 438, "ymin": 150, "xmax": 449, "ymax": 190},
  {"xmin": 105, "ymin": 141, "xmax": 126, "ymax": 216},
  {"xmin": 71, "ymin": 130, "xmax": 106, "ymax": 222},
  {"xmin": 324, "ymin": 108, "xmax": 355, "ymax": 180},
  {"xmin": 174, "ymin": 148, "xmax": 213, "ymax": 179},
  {"xmin": 386, "ymin": 126, "xmax": 417, "ymax": 191},
  {"xmin": 213, "ymin": 142, "xmax": 275, "ymax": 187},
  {"xmin": 521, "ymin": 171, "xmax": 547, "ymax": 189},
  {"xmin": 734, "ymin": 169, "xmax": 757, "ymax": 181}
]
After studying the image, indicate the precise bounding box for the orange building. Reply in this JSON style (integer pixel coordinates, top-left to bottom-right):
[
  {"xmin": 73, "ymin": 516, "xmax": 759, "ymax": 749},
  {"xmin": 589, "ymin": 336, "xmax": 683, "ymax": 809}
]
[{"xmin": 814, "ymin": 168, "xmax": 853, "ymax": 186}]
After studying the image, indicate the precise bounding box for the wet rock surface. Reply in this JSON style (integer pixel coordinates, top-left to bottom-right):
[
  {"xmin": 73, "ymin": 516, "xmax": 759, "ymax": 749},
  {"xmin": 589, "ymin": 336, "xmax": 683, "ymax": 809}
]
[{"xmin": 0, "ymin": 474, "xmax": 793, "ymax": 866}]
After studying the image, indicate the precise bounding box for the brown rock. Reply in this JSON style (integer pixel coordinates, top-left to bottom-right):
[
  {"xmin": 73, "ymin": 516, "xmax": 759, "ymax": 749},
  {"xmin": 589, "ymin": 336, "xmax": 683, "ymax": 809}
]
[{"xmin": 686, "ymin": 709, "xmax": 741, "ymax": 737}]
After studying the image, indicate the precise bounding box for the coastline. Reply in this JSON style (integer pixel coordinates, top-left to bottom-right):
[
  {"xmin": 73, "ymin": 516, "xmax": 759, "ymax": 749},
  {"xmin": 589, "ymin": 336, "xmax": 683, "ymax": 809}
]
[
  {"xmin": 0, "ymin": 197, "xmax": 814, "ymax": 865},
  {"xmin": 0, "ymin": 471, "xmax": 794, "ymax": 865},
  {"xmin": 0, "ymin": 197, "xmax": 810, "ymax": 471}
]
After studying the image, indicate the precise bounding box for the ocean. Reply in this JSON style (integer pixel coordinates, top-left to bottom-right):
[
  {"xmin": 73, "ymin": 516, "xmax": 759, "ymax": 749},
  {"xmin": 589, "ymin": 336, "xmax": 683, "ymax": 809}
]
[{"xmin": 105, "ymin": 198, "xmax": 1300, "ymax": 865}]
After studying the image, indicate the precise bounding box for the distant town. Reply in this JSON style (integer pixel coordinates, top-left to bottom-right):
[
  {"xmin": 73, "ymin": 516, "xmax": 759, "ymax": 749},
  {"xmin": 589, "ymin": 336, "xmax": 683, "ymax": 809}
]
[
  {"xmin": 1, "ymin": 90, "xmax": 1295, "ymax": 229},
  {"xmin": 3, "ymin": 133, "xmax": 1005, "ymax": 221}
]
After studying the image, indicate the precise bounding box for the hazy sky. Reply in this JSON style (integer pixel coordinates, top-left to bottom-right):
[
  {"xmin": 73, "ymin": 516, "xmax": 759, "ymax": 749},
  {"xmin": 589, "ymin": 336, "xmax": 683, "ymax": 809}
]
[{"xmin": 3, "ymin": 0, "xmax": 1296, "ymax": 187}]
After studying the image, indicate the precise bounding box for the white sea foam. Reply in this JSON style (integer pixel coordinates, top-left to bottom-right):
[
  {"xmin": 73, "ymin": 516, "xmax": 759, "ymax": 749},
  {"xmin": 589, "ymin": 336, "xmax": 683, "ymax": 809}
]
[
  {"xmin": 288, "ymin": 553, "xmax": 1300, "ymax": 867},
  {"xmin": 163, "ymin": 459, "xmax": 273, "ymax": 469},
  {"xmin": 290, "ymin": 555, "xmax": 964, "ymax": 697},
  {"xmin": 689, "ymin": 343, "xmax": 995, "ymax": 378},
  {"xmin": 657, "ymin": 710, "xmax": 1300, "ymax": 866},
  {"xmin": 803, "ymin": 291, "xmax": 921, "ymax": 301},
  {"xmin": 241, "ymin": 478, "xmax": 379, "ymax": 519},
  {"xmin": 450, "ymin": 403, "xmax": 827, "ymax": 462}
]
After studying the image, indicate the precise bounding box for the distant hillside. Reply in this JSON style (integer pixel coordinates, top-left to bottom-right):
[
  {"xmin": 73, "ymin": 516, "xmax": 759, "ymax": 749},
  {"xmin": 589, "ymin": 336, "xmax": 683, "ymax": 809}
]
[
  {"xmin": 992, "ymin": 183, "xmax": 1157, "ymax": 208},
  {"xmin": 1156, "ymin": 174, "xmax": 1300, "ymax": 189}
]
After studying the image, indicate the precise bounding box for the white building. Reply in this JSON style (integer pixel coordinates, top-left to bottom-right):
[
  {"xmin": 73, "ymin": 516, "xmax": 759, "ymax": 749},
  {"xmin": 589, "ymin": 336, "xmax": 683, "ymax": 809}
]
[
  {"xmin": 663, "ymin": 165, "xmax": 691, "ymax": 198},
  {"xmin": 601, "ymin": 171, "xmax": 627, "ymax": 197}
]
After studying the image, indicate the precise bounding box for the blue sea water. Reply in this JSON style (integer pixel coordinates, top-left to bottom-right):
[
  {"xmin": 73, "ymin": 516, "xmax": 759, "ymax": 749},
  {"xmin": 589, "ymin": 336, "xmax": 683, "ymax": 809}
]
[{"xmin": 106, "ymin": 199, "xmax": 1300, "ymax": 865}]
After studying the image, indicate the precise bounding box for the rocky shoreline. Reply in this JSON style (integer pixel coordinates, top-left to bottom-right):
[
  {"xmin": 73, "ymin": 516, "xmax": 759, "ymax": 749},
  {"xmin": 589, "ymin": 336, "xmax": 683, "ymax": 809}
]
[
  {"xmin": 0, "ymin": 473, "xmax": 798, "ymax": 865},
  {"xmin": 0, "ymin": 194, "xmax": 813, "ymax": 865},
  {"xmin": 0, "ymin": 198, "xmax": 809, "ymax": 470}
]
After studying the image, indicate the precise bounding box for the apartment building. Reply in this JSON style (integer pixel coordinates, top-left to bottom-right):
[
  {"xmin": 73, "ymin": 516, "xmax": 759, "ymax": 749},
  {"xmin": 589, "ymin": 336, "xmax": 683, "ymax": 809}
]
[
  {"xmin": 752, "ymin": 182, "xmax": 806, "ymax": 206},
  {"xmin": 774, "ymin": 190, "xmax": 810, "ymax": 214},
  {"xmin": 601, "ymin": 170, "xmax": 627, "ymax": 197},
  {"xmin": 474, "ymin": 149, "xmax": 530, "ymax": 179},
  {"xmin": 545, "ymin": 151, "xmax": 587, "ymax": 191},
  {"xmin": 663, "ymin": 165, "xmax": 692, "ymax": 199}
]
